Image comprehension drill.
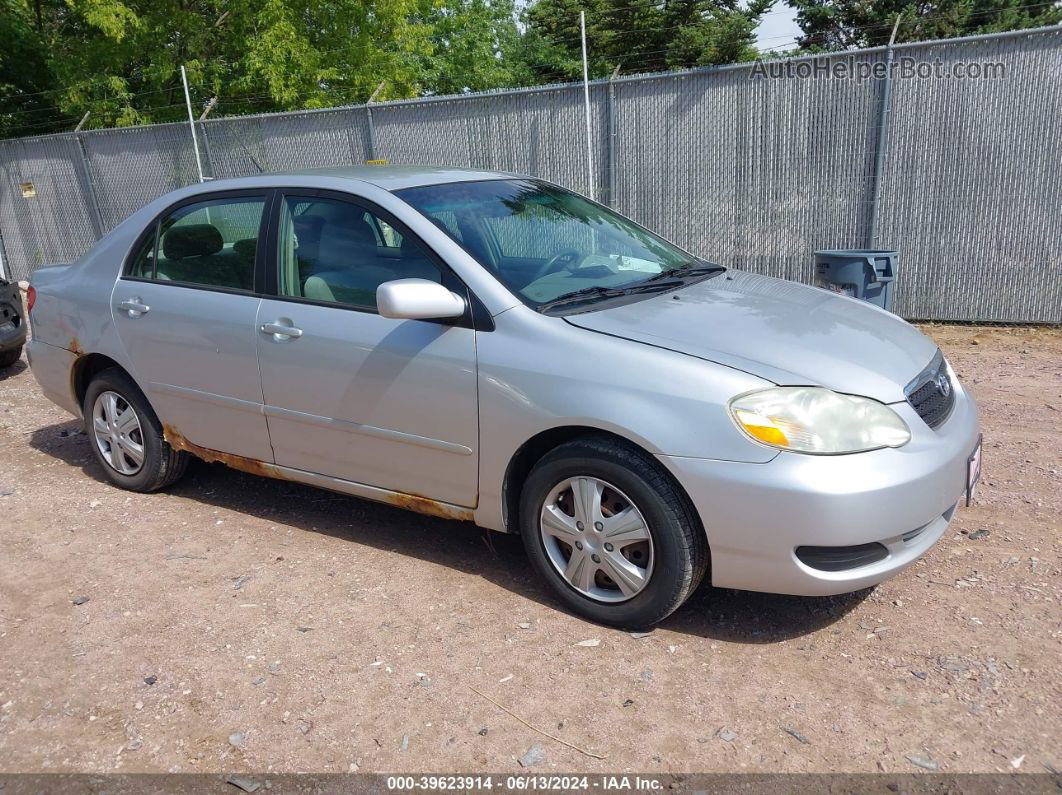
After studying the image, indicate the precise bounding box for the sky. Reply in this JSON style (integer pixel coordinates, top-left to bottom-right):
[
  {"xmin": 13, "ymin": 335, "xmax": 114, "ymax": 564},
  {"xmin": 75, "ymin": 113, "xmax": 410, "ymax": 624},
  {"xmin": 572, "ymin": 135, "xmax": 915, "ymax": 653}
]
[{"xmin": 755, "ymin": 2, "xmax": 803, "ymax": 52}]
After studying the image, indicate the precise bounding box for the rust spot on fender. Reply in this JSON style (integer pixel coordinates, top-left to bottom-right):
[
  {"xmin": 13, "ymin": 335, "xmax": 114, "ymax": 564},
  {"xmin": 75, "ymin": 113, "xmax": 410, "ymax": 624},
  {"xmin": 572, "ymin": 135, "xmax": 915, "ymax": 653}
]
[
  {"xmin": 67, "ymin": 337, "xmax": 85, "ymax": 357},
  {"xmin": 385, "ymin": 492, "xmax": 474, "ymax": 522},
  {"xmin": 162, "ymin": 423, "xmax": 473, "ymax": 521},
  {"xmin": 162, "ymin": 424, "xmax": 293, "ymax": 481}
]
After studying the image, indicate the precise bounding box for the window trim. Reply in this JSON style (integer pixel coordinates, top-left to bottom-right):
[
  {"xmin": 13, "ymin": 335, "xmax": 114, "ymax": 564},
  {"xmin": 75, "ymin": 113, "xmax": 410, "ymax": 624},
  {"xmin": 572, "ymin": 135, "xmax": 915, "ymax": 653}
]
[
  {"xmin": 124, "ymin": 221, "xmax": 160, "ymax": 280},
  {"xmin": 120, "ymin": 188, "xmax": 275, "ymax": 297},
  {"xmin": 262, "ymin": 188, "xmax": 490, "ymax": 330}
]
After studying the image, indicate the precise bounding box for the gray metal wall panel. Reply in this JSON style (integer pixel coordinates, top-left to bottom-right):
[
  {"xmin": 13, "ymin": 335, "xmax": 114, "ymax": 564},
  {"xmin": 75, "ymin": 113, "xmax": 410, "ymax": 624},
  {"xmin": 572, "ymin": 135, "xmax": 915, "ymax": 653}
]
[
  {"xmin": 612, "ymin": 56, "xmax": 884, "ymax": 285},
  {"xmin": 202, "ymin": 107, "xmax": 372, "ymax": 179},
  {"xmin": 0, "ymin": 135, "xmax": 98, "ymax": 279},
  {"xmin": 371, "ymin": 85, "xmax": 608, "ymax": 200},
  {"xmin": 79, "ymin": 123, "xmax": 199, "ymax": 230},
  {"xmin": 881, "ymin": 30, "xmax": 1062, "ymax": 322},
  {"xmin": 0, "ymin": 29, "xmax": 1057, "ymax": 321}
]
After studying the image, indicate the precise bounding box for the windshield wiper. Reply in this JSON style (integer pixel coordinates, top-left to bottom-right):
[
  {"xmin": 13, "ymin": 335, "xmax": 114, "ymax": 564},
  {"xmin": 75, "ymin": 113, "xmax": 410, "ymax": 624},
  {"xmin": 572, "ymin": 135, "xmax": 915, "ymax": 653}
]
[
  {"xmin": 642, "ymin": 261, "xmax": 726, "ymax": 281},
  {"xmin": 538, "ymin": 280, "xmax": 686, "ymax": 312}
]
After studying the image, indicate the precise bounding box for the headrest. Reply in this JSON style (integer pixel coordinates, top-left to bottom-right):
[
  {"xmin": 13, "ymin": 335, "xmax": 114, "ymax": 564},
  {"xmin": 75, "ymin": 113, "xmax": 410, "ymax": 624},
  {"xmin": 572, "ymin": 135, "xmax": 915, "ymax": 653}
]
[
  {"xmin": 163, "ymin": 224, "xmax": 223, "ymax": 260},
  {"xmin": 317, "ymin": 217, "xmax": 379, "ymax": 263},
  {"xmin": 292, "ymin": 214, "xmax": 324, "ymax": 237},
  {"xmin": 232, "ymin": 237, "xmax": 257, "ymax": 263}
]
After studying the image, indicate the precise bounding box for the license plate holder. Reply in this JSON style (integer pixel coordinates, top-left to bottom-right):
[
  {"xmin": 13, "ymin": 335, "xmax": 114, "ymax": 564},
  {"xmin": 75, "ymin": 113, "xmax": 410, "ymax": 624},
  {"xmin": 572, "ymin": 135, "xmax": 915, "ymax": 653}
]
[{"xmin": 966, "ymin": 434, "xmax": 983, "ymax": 507}]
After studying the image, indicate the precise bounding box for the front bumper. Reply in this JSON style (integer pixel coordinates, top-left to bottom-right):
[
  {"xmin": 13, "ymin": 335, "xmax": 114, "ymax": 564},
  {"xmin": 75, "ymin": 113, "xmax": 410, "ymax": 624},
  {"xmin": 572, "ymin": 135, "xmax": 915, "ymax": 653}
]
[{"xmin": 659, "ymin": 382, "xmax": 980, "ymax": 596}]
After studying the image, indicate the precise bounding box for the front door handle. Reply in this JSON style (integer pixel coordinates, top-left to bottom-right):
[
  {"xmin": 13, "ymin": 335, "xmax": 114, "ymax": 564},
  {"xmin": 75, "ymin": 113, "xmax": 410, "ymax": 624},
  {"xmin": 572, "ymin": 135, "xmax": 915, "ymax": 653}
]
[
  {"xmin": 260, "ymin": 321, "xmax": 303, "ymax": 340},
  {"xmin": 118, "ymin": 298, "xmax": 150, "ymax": 317}
]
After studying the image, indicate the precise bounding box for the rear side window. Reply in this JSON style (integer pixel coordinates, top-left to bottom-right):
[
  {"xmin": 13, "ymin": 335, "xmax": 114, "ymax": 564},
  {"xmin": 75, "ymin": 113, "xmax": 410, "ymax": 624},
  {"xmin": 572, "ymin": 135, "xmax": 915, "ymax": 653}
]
[
  {"xmin": 130, "ymin": 196, "xmax": 266, "ymax": 291},
  {"xmin": 128, "ymin": 227, "xmax": 158, "ymax": 278}
]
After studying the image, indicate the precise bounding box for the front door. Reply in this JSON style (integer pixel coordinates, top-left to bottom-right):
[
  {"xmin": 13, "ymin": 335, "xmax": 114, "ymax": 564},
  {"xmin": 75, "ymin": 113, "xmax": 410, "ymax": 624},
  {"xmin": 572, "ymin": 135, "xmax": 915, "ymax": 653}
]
[
  {"xmin": 111, "ymin": 191, "xmax": 273, "ymax": 462},
  {"xmin": 255, "ymin": 192, "xmax": 478, "ymax": 507}
]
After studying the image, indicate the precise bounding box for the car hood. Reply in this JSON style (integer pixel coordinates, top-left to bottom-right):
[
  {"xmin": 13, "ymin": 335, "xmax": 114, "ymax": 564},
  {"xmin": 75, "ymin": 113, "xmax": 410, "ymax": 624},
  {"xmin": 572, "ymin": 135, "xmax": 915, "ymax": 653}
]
[{"xmin": 564, "ymin": 270, "xmax": 938, "ymax": 403}]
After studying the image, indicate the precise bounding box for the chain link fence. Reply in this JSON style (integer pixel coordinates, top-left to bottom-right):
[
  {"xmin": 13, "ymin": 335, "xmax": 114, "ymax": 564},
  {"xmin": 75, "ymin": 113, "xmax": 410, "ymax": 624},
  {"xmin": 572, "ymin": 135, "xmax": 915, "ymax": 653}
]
[{"xmin": 0, "ymin": 26, "xmax": 1059, "ymax": 322}]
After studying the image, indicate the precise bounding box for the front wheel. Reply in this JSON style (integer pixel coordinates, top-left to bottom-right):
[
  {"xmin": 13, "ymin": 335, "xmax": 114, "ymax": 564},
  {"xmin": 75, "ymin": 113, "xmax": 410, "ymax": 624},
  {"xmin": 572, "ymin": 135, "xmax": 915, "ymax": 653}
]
[
  {"xmin": 83, "ymin": 367, "xmax": 189, "ymax": 492},
  {"xmin": 519, "ymin": 436, "xmax": 708, "ymax": 628}
]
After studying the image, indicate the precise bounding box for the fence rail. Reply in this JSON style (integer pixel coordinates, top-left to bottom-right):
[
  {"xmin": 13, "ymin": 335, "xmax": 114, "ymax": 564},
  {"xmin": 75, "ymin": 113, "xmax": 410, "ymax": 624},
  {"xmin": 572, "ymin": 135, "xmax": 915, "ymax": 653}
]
[{"xmin": 1, "ymin": 26, "xmax": 1059, "ymax": 322}]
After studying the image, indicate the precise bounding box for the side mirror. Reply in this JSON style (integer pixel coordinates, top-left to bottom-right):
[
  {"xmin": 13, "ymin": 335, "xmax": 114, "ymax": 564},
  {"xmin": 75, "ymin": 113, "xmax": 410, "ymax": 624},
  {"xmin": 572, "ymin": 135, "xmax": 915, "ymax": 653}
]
[{"xmin": 376, "ymin": 278, "xmax": 466, "ymax": 320}]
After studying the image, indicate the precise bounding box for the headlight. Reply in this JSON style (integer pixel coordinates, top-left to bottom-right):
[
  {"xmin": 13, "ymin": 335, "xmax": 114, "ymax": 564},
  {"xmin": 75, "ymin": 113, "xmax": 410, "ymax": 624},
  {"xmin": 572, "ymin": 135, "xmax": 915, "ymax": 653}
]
[{"xmin": 729, "ymin": 387, "xmax": 911, "ymax": 454}]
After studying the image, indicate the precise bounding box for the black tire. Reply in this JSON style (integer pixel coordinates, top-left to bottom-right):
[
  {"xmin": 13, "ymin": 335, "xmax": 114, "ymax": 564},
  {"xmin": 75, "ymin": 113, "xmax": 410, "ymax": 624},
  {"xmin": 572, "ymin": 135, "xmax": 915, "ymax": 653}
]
[
  {"xmin": 519, "ymin": 435, "xmax": 708, "ymax": 629},
  {"xmin": 0, "ymin": 345, "xmax": 21, "ymax": 369},
  {"xmin": 82, "ymin": 367, "xmax": 189, "ymax": 492}
]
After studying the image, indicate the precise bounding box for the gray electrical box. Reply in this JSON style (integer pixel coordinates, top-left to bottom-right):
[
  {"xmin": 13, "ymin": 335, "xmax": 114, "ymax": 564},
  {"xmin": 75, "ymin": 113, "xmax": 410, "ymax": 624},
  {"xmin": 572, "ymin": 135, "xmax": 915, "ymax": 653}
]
[{"xmin": 813, "ymin": 249, "xmax": 897, "ymax": 312}]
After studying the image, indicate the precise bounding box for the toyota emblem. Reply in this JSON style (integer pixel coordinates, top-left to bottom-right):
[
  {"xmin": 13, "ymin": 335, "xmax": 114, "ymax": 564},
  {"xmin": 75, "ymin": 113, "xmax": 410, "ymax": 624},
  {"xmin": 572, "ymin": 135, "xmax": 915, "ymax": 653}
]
[{"xmin": 935, "ymin": 372, "xmax": 951, "ymax": 397}]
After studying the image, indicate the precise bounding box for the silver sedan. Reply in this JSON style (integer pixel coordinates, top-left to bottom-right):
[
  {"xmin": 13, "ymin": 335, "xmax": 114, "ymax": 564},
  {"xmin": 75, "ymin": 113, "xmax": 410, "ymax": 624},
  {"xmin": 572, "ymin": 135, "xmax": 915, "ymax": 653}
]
[{"xmin": 26, "ymin": 167, "xmax": 981, "ymax": 627}]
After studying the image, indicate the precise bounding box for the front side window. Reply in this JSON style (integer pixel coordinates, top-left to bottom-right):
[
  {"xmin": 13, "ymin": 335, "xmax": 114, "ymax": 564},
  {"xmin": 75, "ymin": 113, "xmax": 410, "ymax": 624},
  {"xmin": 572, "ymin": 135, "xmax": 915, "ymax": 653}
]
[
  {"xmin": 132, "ymin": 196, "xmax": 265, "ymax": 290},
  {"xmin": 396, "ymin": 180, "xmax": 714, "ymax": 311},
  {"xmin": 277, "ymin": 196, "xmax": 442, "ymax": 310}
]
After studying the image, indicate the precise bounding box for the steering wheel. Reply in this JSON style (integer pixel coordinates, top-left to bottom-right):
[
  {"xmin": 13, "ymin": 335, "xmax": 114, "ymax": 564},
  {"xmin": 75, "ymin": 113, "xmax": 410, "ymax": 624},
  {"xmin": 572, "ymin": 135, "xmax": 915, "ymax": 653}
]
[{"xmin": 531, "ymin": 249, "xmax": 582, "ymax": 282}]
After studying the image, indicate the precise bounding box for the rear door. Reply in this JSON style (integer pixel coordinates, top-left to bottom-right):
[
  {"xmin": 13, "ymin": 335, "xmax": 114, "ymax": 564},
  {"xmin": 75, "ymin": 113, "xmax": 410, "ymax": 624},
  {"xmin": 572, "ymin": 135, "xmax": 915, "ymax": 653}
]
[
  {"xmin": 254, "ymin": 190, "xmax": 479, "ymax": 507},
  {"xmin": 111, "ymin": 190, "xmax": 273, "ymax": 462}
]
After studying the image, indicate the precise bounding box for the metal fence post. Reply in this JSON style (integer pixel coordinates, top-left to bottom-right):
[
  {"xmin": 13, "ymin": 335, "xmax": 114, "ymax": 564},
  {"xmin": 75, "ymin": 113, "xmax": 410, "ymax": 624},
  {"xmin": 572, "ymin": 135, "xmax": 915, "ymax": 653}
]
[
  {"xmin": 0, "ymin": 229, "xmax": 9, "ymax": 281},
  {"xmin": 579, "ymin": 10, "xmax": 595, "ymax": 200},
  {"xmin": 365, "ymin": 82, "xmax": 386, "ymax": 163},
  {"xmin": 197, "ymin": 98, "xmax": 218, "ymax": 180},
  {"xmin": 198, "ymin": 122, "xmax": 217, "ymax": 180},
  {"xmin": 867, "ymin": 14, "xmax": 902, "ymax": 248},
  {"xmin": 606, "ymin": 65, "xmax": 621, "ymax": 207},
  {"xmin": 180, "ymin": 65, "xmax": 206, "ymax": 182},
  {"xmin": 74, "ymin": 132, "xmax": 106, "ymax": 238}
]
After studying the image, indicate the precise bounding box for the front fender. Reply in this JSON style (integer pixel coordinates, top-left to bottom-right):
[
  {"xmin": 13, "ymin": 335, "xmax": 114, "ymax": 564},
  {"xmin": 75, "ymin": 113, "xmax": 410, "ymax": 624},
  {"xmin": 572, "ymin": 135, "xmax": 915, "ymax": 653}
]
[{"xmin": 472, "ymin": 307, "xmax": 776, "ymax": 532}]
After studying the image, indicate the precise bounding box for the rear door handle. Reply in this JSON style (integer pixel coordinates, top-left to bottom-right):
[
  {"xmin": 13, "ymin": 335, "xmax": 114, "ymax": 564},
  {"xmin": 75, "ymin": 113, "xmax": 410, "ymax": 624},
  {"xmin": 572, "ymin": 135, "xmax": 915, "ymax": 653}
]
[
  {"xmin": 260, "ymin": 321, "xmax": 303, "ymax": 340},
  {"xmin": 118, "ymin": 298, "xmax": 150, "ymax": 317}
]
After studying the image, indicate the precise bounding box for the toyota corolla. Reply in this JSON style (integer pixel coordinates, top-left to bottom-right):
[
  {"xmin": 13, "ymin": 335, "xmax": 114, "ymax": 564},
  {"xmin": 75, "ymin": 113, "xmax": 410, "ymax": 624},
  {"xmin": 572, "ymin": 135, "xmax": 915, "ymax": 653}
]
[{"xmin": 26, "ymin": 166, "xmax": 981, "ymax": 627}]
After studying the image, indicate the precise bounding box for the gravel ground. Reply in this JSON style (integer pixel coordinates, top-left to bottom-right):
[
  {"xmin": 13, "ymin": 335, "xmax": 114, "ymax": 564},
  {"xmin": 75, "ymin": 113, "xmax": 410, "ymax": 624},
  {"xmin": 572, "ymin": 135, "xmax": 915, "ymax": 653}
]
[{"xmin": 0, "ymin": 324, "xmax": 1059, "ymax": 775}]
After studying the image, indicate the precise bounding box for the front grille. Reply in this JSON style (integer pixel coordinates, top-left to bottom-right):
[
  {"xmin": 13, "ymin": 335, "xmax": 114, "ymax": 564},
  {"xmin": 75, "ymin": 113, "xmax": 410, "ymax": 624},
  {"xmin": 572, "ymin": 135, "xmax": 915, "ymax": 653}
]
[{"xmin": 906, "ymin": 351, "xmax": 955, "ymax": 429}]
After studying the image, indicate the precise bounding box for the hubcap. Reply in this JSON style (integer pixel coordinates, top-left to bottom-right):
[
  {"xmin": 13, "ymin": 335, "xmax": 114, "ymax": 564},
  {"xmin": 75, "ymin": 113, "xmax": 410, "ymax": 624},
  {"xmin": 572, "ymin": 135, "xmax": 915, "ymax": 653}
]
[
  {"xmin": 91, "ymin": 391, "xmax": 145, "ymax": 476},
  {"xmin": 539, "ymin": 476, "xmax": 654, "ymax": 603}
]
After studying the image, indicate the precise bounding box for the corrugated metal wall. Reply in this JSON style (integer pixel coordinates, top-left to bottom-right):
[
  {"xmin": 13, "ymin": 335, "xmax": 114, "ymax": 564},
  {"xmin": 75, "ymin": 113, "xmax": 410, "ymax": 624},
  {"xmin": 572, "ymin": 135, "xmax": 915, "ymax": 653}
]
[
  {"xmin": 879, "ymin": 32, "xmax": 1062, "ymax": 322},
  {"xmin": 0, "ymin": 27, "xmax": 1058, "ymax": 322}
]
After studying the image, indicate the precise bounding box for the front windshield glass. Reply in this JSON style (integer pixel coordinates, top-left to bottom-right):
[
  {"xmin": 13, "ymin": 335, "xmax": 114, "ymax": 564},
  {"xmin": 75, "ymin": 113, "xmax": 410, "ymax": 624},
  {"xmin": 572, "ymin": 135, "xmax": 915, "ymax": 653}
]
[{"xmin": 395, "ymin": 179, "xmax": 703, "ymax": 309}]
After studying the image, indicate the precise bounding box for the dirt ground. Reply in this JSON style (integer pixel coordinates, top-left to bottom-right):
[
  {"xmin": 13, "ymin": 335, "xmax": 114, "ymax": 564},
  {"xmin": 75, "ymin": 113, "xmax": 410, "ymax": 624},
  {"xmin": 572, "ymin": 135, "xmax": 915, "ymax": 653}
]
[{"xmin": 0, "ymin": 324, "xmax": 1059, "ymax": 776}]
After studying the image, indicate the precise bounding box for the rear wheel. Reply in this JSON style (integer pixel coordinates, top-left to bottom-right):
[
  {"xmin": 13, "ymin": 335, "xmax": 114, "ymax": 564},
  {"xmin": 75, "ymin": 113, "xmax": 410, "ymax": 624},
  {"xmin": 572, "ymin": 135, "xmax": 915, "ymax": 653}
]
[
  {"xmin": 83, "ymin": 368, "xmax": 189, "ymax": 492},
  {"xmin": 0, "ymin": 346, "xmax": 21, "ymax": 369},
  {"xmin": 519, "ymin": 436, "xmax": 708, "ymax": 628}
]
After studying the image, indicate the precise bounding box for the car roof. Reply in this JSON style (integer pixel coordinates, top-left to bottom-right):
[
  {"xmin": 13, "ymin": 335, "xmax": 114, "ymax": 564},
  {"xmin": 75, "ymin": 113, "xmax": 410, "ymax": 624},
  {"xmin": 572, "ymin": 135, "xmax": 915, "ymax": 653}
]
[{"xmin": 257, "ymin": 165, "xmax": 524, "ymax": 191}]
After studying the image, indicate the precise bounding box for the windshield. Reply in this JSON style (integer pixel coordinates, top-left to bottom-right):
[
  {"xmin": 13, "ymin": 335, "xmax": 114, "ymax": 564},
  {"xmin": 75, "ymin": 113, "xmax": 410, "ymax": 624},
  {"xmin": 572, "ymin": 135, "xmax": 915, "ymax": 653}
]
[{"xmin": 395, "ymin": 179, "xmax": 711, "ymax": 311}]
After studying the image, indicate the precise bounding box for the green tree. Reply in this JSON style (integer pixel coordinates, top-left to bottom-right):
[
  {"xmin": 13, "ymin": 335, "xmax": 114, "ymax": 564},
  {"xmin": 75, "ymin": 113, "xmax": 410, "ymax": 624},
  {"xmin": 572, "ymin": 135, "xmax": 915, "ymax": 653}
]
[
  {"xmin": 790, "ymin": 0, "xmax": 1061, "ymax": 50},
  {"xmin": 1, "ymin": 0, "xmax": 435, "ymax": 134},
  {"xmin": 519, "ymin": 0, "xmax": 775, "ymax": 82},
  {"xmin": 414, "ymin": 0, "xmax": 528, "ymax": 95},
  {"xmin": 0, "ymin": 0, "xmax": 65, "ymax": 138}
]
